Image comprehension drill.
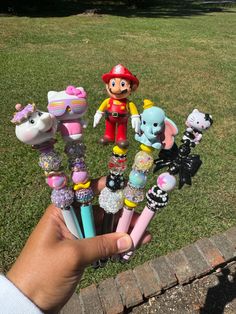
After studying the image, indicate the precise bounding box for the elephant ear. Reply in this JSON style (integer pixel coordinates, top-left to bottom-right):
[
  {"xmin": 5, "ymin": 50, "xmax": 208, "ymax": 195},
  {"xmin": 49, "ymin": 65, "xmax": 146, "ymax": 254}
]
[{"xmin": 160, "ymin": 117, "xmax": 178, "ymax": 149}]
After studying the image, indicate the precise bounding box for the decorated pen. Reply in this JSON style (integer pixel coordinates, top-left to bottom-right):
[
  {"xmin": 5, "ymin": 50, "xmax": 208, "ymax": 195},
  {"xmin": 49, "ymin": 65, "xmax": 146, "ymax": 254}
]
[
  {"xmin": 47, "ymin": 86, "xmax": 96, "ymax": 238},
  {"xmin": 116, "ymin": 99, "xmax": 178, "ymax": 235},
  {"xmin": 11, "ymin": 103, "xmax": 83, "ymax": 238},
  {"xmin": 95, "ymin": 145, "xmax": 127, "ymax": 267},
  {"xmin": 99, "ymin": 145, "xmax": 127, "ymax": 235}
]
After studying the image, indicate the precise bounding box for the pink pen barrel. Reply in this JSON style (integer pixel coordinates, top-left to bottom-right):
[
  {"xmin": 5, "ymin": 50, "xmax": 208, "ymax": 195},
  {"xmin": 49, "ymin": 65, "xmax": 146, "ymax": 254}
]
[
  {"xmin": 122, "ymin": 206, "xmax": 155, "ymax": 261},
  {"xmin": 116, "ymin": 207, "xmax": 134, "ymax": 233}
]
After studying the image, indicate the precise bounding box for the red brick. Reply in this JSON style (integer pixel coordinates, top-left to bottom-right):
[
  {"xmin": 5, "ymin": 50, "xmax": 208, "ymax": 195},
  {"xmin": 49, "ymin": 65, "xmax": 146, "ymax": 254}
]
[
  {"xmin": 80, "ymin": 284, "xmax": 103, "ymax": 314},
  {"xmin": 133, "ymin": 262, "xmax": 162, "ymax": 298},
  {"xmin": 166, "ymin": 249, "xmax": 195, "ymax": 284},
  {"xmin": 116, "ymin": 270, "xmax": 143, "ymax": 308},
  {"xmin": 150, "ymin": 255, "xmax": 177, "ymax": 290},
  {"xmin": 182, "ymin": 243, "xmax": 211, "ymax": 278},
  {"xmin": 196, "ymin": 238, "xmax": 225, "ymax": 268},
  {"xmin": 224, "ymin": 227, "xmax": 236, "ymax": 247},
  {"xmin": 210, "ymin": 233, "xmax": 236, "ymax": 262},
  {"xmin": 98, "ymin": 277, "xmax": 124, "ymax": 314}
]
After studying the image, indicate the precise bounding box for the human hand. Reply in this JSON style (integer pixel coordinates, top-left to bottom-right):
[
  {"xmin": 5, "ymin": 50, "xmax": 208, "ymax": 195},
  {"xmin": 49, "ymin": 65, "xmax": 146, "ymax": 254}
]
[{"xmin": 7, "ymin": 177, "xmax": 151, "ymax": 313}]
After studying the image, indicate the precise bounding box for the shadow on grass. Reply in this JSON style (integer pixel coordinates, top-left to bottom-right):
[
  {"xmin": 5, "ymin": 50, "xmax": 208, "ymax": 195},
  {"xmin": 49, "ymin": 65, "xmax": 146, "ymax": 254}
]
[{"xmin": 1, "ymin": 0, "xmax": 236, "ymax": 18}]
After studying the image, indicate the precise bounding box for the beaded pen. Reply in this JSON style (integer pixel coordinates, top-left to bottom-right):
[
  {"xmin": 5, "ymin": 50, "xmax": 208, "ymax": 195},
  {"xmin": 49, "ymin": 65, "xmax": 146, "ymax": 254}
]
[
  {"xmin": 47, "ymin": 86, "xmax": 96, "ymax": 238},
  {"xmin": 154, "ymin": 109, "xmax": 213, "ymax": 188},
  {"xmin": 94, "ymin": 145, "xmax": 128, "ymax": 267},
  {"xmin": 99, "ymin": 145, "xmax": 128, "ymax": 234},
  {"xmin": 11, "ymin": 103, "xmax": 83, "ymax": 238},
  {"xmin": 116, "ymin": 99, "xmax": 178, "ymax": 235}
]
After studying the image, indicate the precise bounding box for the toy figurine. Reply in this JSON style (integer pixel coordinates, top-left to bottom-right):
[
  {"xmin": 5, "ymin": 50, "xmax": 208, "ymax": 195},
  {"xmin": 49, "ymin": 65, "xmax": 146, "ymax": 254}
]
[
  {"xmin": 47, "ymin": 85, "xmax": 88, "ymax": 142},
  {"xmin": 93, "ymin": 64, "xmax": 141, "ymax": 148},
  {"xmin": 12, "ymin": 103, "xmax": 57, "ymax": 145},
  {"xmin": 47, "ymin": 86, "xmax": 96, "ymax": 238},
  {"xmin": 11, "ymin": 103, "xmax": 83, "ymax": 239},
  {"xmin": 154, "ymin": 109, "xmax": 213, "ymax": 188},
  {"xmin": 183, "ymin": 109, "xmax": 213, "ymax": 145},
  {"xmin": 135, "ymin": 99, "xmax": 178, "ymax": 149}
]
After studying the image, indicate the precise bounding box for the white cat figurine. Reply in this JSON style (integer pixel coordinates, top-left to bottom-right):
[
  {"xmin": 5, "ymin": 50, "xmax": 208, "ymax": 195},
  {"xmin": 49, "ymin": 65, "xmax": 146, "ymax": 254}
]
[{"xmin": 183, "ymin": 109, "xmax": 213, "ymax": 144}]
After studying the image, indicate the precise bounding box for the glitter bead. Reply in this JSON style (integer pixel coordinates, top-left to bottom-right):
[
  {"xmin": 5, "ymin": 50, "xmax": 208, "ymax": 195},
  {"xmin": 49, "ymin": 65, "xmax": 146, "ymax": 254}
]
[
  {"xmin": 157, "ymin": 172, "xmax": 176, "ymax": 192},
  {"xmin": 51, "ymin": 187, "xmax": 74, "ymax": 208},
  {"xmin": 69, "ymin": 158, "xmax": 87, "ymax": 171},
  {"xmin": 129, "ymin": 170, "xmax": 147, "ymax": 188},
  {"xmin": 146, "ymin": 185, "xmax": 168, "ymax": 211},
  {"xmin": 75, "ymin": 187, "xmax": 94, "ymax": 204},
  {"xmin": 132, "ymin": 151, "xmax": 154, "ymax": 172},
  {"xmin": 65, "ymin": 142, "xmax": 86, "ymax": 158},
  {"xmin": 99, "ymin": 187, "xmax": 124, "ymax": 214},
  {"xmin": 124, "ymin": 183, "xmax": 145, "ymax": 203},
  {"xmin": 106, "ymin": 174, "xmax": 125, "ymax": 191},
  {"xmin": 39, "ymin": 150, "xmax": 62, "ymax": 171},
  {"xmin": 108, "ymin": 155, "xmax": 127, "ymax": 175}
]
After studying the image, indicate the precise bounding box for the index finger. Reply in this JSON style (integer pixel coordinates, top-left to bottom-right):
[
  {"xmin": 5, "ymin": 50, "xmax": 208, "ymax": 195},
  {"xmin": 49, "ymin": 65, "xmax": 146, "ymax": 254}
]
[{"xmin": 90, "ymin": 176, "xmax": 106, "ymax": 195}]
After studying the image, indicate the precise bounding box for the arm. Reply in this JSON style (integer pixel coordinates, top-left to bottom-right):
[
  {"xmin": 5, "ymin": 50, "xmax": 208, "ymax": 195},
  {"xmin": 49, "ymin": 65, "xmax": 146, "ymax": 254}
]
[
  {"xmin": 128, "ymin": 101, "xmax": 139, "ymax": 116},
  {"xmin": 4, "ymin": 178, "xmax": 151, "ymax": 313},
  {"xmin": 129, "ymin": 101, "xmax": 140, "ymax": 133},
  {"xmin": 6, "ymin": 204, "xmax": 132, "ymax": 313},
  {"xmin": 93, "ymin": 98, "xmax": 109, "ymax": 128},
  {"xmin": 98, "ymin": 98, "xmax": 109, "ymax": 112}
]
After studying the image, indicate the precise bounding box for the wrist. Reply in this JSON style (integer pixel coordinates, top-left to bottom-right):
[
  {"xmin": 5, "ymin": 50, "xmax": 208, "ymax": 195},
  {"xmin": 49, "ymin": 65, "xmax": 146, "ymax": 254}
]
[
  {"xmin": 7, "ymin": 268, "xmax": 46, "ymax": 312},
  {"xmin": 0, "ymin": 274, "xmax": 43, "ymax": 314}
]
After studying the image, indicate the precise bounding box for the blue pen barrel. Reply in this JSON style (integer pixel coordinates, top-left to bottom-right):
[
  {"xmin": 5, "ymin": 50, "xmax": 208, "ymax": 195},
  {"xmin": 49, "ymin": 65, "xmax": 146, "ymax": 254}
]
[{"xmin": 80, "ymin": 204, "xmax": 96, "ymax": 238}]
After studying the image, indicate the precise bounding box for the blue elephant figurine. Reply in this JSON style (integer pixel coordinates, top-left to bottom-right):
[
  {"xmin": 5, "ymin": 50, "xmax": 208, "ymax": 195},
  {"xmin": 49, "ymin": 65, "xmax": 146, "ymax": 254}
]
[{"xmin": 135, "ymin": 99, "xmax": 178, "ymax": 150}]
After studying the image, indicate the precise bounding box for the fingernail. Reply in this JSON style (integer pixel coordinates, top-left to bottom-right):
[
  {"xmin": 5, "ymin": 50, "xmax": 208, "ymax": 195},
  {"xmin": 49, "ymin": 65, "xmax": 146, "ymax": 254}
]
[{"xmin": 117, "ymin": 235, "xmax": 132, "ymax": 253}]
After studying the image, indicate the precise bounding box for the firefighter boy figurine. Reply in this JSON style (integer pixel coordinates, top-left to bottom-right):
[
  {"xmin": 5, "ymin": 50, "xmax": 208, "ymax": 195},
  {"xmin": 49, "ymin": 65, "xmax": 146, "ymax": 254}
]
[{"xmin": 93, "ymin": 64, "xmax": 140, "ymax": 148}]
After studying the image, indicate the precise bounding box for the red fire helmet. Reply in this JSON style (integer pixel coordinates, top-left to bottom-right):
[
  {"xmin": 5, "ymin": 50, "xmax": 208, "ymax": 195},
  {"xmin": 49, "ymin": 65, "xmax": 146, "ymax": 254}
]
[{"xmin": 102, "ymin": 64, "xmax": 139, "ymax": 87}]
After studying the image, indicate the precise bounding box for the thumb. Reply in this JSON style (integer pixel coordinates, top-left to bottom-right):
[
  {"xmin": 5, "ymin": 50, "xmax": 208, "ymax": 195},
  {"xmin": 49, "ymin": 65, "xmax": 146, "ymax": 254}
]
[{"xmin": 73, "ymin": 232, "xmax": 132, "ymax": 267}]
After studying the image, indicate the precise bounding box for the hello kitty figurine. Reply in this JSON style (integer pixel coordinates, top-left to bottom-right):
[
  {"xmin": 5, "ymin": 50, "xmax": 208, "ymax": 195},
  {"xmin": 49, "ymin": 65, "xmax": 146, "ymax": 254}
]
[
  {"xmin": 183, "ymin": 109, "xmax": 213, "ymax": 144},
  {"xmin": 12, "ymin": 103, "xmax": 57, "ymax": 145},
  {"xmin": 47, "ymin": 86, "xmax": 88, "ymax": 142}
]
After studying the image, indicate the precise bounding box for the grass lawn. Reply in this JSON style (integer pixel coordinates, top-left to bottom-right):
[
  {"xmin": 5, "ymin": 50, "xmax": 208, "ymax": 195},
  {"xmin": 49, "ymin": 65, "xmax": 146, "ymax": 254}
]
[{"xmin": 0, "ymin": 2, "xmax": 235, "ymax": 289}]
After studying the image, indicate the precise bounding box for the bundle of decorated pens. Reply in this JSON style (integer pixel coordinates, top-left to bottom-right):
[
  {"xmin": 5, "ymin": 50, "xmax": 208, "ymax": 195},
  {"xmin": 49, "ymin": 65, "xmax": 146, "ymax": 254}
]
[
  {"xmin": 11, "ymin": 86, "xmax": 96, "ymax": 239},
  {"xmin": 11, "ymin": 81, "xmax": 213, "ymax": 265},
  {"xmin": 119, "ymin": 104, "xmax": 213, "ymax": 261}
]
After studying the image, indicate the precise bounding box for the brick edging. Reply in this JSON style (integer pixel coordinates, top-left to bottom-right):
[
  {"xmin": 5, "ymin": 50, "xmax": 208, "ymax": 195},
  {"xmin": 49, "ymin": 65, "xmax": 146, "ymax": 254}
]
[{"xmin": 60, "ymin": 226, "xmax": 236, "ymax": 314}]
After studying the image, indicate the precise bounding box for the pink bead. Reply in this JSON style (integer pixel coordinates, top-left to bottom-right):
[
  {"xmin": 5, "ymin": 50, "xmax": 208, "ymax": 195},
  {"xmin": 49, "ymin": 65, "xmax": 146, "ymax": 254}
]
[
  {"xmin": 157, "ymin": 172, "xmax": 176, "ymax": 192},
  {"xmin": 72, "ymin": 171, "xmax": 88, "ymax": 184},
  {"xmin": 46, "ymin": 174, "xmax": 67, "ymax": 190}
]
